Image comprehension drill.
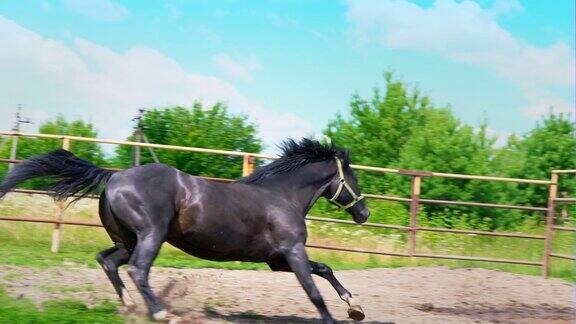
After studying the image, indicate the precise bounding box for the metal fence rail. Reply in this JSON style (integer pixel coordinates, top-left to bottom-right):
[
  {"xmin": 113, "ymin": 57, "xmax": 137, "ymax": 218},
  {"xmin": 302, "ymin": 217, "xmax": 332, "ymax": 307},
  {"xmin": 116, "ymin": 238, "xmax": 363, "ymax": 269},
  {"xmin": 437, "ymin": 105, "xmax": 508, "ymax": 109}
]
[{"xmin": 0, "ymin": 132, "xmax": 574, "ymax": 277}]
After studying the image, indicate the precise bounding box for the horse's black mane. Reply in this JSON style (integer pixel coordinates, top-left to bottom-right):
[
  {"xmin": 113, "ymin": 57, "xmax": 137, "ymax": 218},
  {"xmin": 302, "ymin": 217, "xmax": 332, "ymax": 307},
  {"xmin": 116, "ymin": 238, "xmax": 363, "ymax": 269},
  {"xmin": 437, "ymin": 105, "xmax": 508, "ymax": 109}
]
[{"xmin": 238, "ymin": 138, "xmax": 345, "ymax": 184}]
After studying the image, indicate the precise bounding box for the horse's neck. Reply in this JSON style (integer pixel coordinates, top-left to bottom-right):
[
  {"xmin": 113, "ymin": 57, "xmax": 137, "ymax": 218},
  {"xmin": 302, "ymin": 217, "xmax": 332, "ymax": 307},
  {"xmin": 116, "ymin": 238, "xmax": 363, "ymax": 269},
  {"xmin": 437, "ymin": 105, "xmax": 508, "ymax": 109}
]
[{"xmin": 259, "ymin": 162, "xmax": 335, "ymax": 215}]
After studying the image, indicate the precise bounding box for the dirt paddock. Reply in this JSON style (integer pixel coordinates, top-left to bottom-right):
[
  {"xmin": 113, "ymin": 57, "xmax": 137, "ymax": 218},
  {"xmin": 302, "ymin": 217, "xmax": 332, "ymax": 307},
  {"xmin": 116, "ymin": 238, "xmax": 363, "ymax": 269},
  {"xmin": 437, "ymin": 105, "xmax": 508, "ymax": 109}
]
[{"xmin": 0, "ymin": 265, "xmax": 573, "ymax": 323}]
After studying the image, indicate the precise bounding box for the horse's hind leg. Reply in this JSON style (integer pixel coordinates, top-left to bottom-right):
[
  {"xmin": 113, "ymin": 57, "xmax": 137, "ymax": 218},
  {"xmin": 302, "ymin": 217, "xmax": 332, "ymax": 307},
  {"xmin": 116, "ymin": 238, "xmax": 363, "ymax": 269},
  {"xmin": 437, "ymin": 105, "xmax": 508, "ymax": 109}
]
[
  {"xmin": 127, "ymin": 230, "xmax": 180, "ymax": 323},
  {"xmin": 96, "ymin": 244, "xmax": 134, "ymax": 308}
]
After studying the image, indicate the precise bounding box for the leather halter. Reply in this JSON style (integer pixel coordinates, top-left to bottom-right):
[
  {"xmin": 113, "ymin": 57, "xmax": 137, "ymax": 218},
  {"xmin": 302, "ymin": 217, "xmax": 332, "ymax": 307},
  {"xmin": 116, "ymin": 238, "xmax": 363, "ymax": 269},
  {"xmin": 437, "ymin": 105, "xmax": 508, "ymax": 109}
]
[{"xmin": 329, "ymin": 157, "xmax": 365, "ymax": 210}]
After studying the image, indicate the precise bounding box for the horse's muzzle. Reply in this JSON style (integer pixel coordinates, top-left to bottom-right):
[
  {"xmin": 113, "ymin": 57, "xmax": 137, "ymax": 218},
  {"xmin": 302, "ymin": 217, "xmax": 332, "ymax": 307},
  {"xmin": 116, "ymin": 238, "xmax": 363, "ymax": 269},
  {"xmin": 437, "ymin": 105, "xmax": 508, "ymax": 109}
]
[{"xmin": 355, "ymin": 208, "xmax": 370, "ymax": 224}]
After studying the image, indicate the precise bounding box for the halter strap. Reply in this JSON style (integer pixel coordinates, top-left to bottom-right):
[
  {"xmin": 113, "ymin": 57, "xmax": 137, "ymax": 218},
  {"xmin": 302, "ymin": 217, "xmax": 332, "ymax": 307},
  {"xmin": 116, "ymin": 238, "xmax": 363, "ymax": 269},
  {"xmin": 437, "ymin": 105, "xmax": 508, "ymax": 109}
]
[{"xmin": 329, "ymin": 157, "xmax": 364, "ymax": 210}]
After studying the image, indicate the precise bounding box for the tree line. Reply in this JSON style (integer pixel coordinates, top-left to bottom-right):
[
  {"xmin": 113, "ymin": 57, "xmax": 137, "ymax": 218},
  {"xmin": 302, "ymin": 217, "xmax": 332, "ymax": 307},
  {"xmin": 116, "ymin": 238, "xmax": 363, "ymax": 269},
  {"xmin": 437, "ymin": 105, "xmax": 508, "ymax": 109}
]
[
  {"xmin": 321, "ymin": 73, "xmax": 574, "ymax": 229},
  {"xmin": 1, "ymin": 74, "xmax": 573, "ymax": 230}
]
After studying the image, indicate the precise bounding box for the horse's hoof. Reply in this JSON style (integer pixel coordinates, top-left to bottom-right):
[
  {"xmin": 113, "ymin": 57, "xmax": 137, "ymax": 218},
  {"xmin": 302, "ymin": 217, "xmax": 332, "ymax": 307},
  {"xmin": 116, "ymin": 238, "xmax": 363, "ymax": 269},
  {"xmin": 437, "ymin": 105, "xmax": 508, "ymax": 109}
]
[
  {"xmin": 347, "ymin": 304, "xmax": 366, "ymax": 321},
  {"xmin": 152, "ymin": 310, "xmax": 182, "ymax": 323}
]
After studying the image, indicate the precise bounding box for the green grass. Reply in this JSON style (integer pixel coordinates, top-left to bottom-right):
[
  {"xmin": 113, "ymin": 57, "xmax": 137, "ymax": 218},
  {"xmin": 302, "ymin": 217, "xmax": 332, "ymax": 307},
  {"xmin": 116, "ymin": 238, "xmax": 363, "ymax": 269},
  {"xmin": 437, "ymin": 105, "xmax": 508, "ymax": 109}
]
[
  {"xmin": 0, "ymin": 220, "xmax": 573, "ymax": 281},
  {"xmin": 0, "ymin": 224, "xmax": 269, "ymax": 270},
  {"xmin": 0, "ymin": 288, "xmax": 122, "ymax": 324}
]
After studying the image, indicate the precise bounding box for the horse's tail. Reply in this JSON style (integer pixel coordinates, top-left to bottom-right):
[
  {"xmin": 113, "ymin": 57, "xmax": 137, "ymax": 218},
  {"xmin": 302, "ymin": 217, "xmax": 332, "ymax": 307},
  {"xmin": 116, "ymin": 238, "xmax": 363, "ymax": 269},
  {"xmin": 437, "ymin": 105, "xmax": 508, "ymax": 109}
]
[{"xmin": 0, "ymin": 149, "xmax": 113, "ymax": 202}]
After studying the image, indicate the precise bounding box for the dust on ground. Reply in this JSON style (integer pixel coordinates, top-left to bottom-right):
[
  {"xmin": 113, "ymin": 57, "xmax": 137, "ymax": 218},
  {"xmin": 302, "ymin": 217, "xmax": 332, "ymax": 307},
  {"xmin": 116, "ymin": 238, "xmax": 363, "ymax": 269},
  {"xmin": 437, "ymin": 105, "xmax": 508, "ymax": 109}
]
[{"xmin": 0, "ymin": 265, "xmax": 573, "ymax": 323}]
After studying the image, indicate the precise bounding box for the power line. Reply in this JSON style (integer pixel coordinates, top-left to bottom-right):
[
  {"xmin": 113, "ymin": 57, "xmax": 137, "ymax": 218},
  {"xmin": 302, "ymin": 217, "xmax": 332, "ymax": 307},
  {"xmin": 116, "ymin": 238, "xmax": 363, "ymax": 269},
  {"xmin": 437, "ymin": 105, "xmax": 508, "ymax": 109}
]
[
  {"xmin": 12, "ymin": 104, "xmax": 33, "ymax": 131},
  {"xmin": 8, "ymin": 104, "xmax": 33, "ymax": 170}
]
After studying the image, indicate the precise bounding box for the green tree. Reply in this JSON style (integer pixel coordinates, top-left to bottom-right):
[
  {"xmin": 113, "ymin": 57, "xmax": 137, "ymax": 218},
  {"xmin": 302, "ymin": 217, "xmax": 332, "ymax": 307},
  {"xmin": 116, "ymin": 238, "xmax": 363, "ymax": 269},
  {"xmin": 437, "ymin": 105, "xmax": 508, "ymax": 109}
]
[
  {"xmin": 324, "ymin": 72, "xmax": 430, "ymax": 195},
  {"xmin": 0, "ymin": 116, "xmax": 106, "ymax": 188},
  {"xmin": 491, "ymin": 134, "xmax": 526, "ymax": 180},
  {"xmin": 322, "ymin": 73, "xmax": 510, "ymax": 228},
  {"xmin": 111, "ymin": 102, "xmax": 262, "ymax": 179},
  {"xmin": 502, "ymin": 113, "xmax": 576, "ymax": 207},
  {"xmin": 324, "ymin": 72, "xmax": 574, "ymax": 229},
  {"xmin": 489, "ymin": 112, "xmax": 576, "ymax": 227},
  {"xmin": 393, "ymin": 110, "xmax": 501, "ymax": 228}
]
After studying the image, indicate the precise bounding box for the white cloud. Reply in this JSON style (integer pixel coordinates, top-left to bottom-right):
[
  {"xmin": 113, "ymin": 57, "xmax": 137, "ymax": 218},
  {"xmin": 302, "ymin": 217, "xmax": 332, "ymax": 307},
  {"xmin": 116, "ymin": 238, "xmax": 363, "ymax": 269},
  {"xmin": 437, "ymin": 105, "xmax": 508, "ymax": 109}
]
[
  {"xmin": 481, "ymin": 127, "xmax": 511, "ymax": 148},
  {"xmin": 0, "ymin": 16, "xmax": 312, "ymax": 153},
  {"xmin": 345, "ymin": 0, "xmax": 575, "ymax": 118},
  {"xmin": 518, "ymin": 74, "xmax": 574, "ymax": 118},
  {"xmin": 62, "ymin": 0, "xmax": 129, "ymax": 21},
  {"xmin": 212, "ymin": 53, "xmax": 260, "ymax": 82},
  {"xmin": 488, "ymin": 0, "xmax": 524, "ymax": 17},
  {"xmin": 520, "ymin": 94, "xmax": 573, "ymax": 119}
]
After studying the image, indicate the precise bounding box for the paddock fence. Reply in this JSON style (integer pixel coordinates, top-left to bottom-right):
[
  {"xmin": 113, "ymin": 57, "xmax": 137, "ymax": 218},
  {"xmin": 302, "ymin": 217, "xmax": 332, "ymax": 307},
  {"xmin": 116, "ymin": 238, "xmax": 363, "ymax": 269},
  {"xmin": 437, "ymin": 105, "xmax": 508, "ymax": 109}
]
[{"xmin": 0, "ymin": 131, "xmax": 574, "ymax": 277}]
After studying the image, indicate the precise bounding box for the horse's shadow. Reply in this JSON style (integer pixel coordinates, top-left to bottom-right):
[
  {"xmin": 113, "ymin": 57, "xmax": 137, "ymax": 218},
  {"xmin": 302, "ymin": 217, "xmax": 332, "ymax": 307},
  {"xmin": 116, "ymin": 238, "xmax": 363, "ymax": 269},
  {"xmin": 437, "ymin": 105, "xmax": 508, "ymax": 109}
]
[
  {"xmin": 203, "ymin": 308, "xmax": 394, "ymax": 324},
  {"xmin": 162, "ymin": 279, "xmax": 395, "ymax": 323}
]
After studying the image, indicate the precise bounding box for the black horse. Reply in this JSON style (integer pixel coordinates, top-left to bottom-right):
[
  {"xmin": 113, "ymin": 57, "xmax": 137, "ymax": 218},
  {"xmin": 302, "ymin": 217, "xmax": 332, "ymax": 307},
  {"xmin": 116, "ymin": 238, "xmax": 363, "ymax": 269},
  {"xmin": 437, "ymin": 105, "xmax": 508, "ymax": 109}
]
[{"xmin": 0, "ymin": 138, "xmax": 370, "ymax": 323}]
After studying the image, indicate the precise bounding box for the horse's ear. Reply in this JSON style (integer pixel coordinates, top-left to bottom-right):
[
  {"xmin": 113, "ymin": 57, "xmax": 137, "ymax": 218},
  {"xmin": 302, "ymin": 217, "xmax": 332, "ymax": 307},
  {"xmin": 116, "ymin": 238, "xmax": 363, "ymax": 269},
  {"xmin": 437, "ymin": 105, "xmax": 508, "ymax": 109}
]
[{"xmin": 344, "ymin": 149, "xmax": 350, "ymax": 165}]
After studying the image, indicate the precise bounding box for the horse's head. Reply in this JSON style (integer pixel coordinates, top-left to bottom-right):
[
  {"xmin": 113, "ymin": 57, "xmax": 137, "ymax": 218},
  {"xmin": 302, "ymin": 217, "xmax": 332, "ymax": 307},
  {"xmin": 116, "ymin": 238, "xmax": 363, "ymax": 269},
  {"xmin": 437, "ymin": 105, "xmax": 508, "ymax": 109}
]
[{"xmin": 323, "ymin": 150, "xmax": 370, "ymax": 224}]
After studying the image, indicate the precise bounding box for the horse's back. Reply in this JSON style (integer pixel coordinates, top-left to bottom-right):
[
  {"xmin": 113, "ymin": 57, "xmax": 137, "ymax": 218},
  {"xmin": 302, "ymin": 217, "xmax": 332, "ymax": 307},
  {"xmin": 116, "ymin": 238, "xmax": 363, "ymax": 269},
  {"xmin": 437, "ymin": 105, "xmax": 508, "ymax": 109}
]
[{"xmin": 107, "ymin": 163, "xmax": 179, "ymax": 196}]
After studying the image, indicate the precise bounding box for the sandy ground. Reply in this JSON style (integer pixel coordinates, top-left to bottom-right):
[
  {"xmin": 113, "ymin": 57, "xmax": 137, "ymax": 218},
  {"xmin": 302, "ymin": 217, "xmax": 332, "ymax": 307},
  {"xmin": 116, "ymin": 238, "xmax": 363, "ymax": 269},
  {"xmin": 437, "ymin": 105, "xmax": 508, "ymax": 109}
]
[{"xmin": 0, "ymin": 265, "xmax": 573, "ymax": 324}]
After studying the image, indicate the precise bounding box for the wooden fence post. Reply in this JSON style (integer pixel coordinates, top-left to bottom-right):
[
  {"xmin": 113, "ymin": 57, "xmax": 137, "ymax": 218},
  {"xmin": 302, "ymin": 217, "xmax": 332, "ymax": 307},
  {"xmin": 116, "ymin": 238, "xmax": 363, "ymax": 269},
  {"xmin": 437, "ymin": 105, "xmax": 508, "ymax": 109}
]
[
  {"xmin": 242, "ymin": 155, "xmax": 254, "ymax": 176},
  {"xmin": 51, "ymin": 200, "xmax": 65, "ymax": 253},
  {"xmin": 51, "ymin": 137, "xmax": 70, "ymax": 253},
  {"xmin": 409, "ymin": 176, "xmax": 421, "ymax": 256},
  {"xmin": 8, "ymin": 134, "xmax": 18, "ymax": 171},
  {"xmin": 542, "ymin": 172, "xmax": 558, "ymax": 277}
]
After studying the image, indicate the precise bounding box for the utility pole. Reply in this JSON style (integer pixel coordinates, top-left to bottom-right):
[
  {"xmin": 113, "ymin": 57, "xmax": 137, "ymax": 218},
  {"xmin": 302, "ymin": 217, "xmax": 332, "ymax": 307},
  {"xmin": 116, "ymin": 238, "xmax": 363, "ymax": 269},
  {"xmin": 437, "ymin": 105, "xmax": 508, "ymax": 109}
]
[
  {"xmin": 8, "ymin": 104, "xmax": 32, "ymax": 170},
  {"xmin": 142, "ymin": 133, "xmax": 160, "ymax": 163},
  {"xmin": 132, "ymin": 108, "xmax": 160, "ymax": 165},
  {"xmin": 132, "ymin": 108, "xmax": 144, "ymax": 166}
]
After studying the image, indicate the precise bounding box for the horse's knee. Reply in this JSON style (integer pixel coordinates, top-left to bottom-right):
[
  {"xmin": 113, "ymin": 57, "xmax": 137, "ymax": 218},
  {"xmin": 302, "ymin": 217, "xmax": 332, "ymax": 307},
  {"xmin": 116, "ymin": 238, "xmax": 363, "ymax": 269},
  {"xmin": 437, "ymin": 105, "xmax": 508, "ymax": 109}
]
[
  {"xmin": 127, "ymin": 265, "xmax": 139, "ymax": 276},
  {"xmin": 312, "ymin": 262, "xmax": 334, "ymax": 278},
  {"xmin": 318, "ymin": 264, "xmax": 333, "ymax": 276},
  {"xmin": 96, "ymin": 253, "xmax": 115, "ymax": 272},
  {"xmin": 127, "ymin": 265, "xmax": 146, "ymax": 283},
  {"xmin": 96, "ymin": 253, "xmax": 105, "ymax": 265}
]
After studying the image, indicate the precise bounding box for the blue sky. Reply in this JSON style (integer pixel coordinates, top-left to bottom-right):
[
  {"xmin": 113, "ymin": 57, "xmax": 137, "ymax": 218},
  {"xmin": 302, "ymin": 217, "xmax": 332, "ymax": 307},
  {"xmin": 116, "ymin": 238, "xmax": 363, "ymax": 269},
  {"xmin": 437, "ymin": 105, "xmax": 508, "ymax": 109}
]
[{"xmin": 0, "ymin": 0, "xmax": 574, "ymax": 153}]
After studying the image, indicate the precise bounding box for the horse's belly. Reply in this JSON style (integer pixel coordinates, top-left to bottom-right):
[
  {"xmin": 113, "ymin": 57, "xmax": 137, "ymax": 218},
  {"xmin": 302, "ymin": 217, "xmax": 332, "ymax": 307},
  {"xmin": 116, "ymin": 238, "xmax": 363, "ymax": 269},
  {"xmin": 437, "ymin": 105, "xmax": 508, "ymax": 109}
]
[{"xmin": 167, "ymin": 232, "xmax": 272, "ymax": 262}]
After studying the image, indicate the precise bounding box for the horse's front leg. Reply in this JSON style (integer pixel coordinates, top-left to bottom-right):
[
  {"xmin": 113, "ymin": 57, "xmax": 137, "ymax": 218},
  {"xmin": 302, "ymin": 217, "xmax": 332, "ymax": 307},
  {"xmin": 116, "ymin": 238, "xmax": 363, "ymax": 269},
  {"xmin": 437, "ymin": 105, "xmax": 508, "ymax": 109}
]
[
  {"xmin": 284, "ymin": 243, "xmax": 336, "ymax": 324},
  {"xmin": 268, "ymin": 258, "xmax": 365, "ymax": 321},
  {"xmin": 310, "ymin": 261, "xmax": 365, "ymax": 321}
]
